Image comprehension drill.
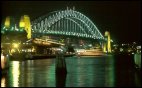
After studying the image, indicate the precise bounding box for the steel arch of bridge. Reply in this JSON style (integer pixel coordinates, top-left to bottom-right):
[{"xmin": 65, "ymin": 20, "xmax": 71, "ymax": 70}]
[{"xmin": 31, "ymin": 9, "xmax": 104, "ymax": 40}]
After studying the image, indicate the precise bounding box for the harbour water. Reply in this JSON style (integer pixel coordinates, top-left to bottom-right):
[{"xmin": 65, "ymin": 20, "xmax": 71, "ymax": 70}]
[{"xmin": 1, "ymin": 54, "xmax": 141, "ymax": 87}]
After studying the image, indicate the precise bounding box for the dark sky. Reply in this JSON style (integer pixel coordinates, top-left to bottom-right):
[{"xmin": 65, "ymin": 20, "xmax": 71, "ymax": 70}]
[{"xmin": 1, "ymin": 1, "xmax": 141, "ymax": 44}]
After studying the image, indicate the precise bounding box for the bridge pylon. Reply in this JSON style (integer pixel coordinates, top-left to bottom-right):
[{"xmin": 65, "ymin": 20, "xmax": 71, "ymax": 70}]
[
  {"xmin": 103, "ymin": 31, "xmax": 111, "ymax": 53},
  {"xmin": 19, "ymin": 15, "xmax": 31, "ymax": 39},
  {"xmin": 4, "ymin": 16, "xmax": 11, "ymax": 28}
]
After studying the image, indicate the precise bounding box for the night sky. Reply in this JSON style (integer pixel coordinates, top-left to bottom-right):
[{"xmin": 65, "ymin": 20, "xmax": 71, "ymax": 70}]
[{"xmin": 1, "ymin": 1, "xmax": 141, "ymax": 44}]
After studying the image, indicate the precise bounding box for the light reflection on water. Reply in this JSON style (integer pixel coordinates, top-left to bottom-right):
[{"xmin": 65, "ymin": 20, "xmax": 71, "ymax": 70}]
[
  {"xmin": 11, "ymin": 61, "xmax": 20, "ymax": 87},
  {"xmin": 1, "ymin": 54, "xmax": 140, "ymax": 87},
  {"xmin": 134, "ymin": 53, "xmax": 141, "ymax": 68},
  {"xmin": 1, "ymin": 77, "xmax": 6, "ymax": 87},
  {"xmin": 65, "ymin": 55, "xmax": 115, "ymax": 87},
  {"xmin": 18, "ymin": 59, "xmax": 56, "ymax": 87}
]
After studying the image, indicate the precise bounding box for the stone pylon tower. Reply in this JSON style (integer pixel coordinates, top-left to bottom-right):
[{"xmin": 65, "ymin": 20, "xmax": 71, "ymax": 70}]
[
  {"xmin": 103, "ymin": 31, "xmax": 111, "ymax": 53},
  {"xmin": 19, "ymin": 15, "xmax": 31, "ymax": 39}
]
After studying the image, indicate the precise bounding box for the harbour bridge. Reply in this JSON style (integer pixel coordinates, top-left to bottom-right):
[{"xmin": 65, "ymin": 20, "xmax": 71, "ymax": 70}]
[
  {"xmin": 31, "ymin": 8, "xmax": 104, "ymax": 40},
  {"xmin": 1, "ymin": 8, "xmax": 111, "ymax": 53}
]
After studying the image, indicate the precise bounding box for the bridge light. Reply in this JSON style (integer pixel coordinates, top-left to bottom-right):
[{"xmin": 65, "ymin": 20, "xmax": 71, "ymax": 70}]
[
  {"xmin": 111, "ymin": 39, "xmax": 113, "ymax": 42},
  {"xmin": 12, "ymin": 43, "xmax": 19, "ymax": 48},
  {"xmin": 11, "ymin": 27, "xmax": 14, "ymax": 31},
  {"xmin": 3, "ymin": 26, "xmax": 6, "ymax": 29}
]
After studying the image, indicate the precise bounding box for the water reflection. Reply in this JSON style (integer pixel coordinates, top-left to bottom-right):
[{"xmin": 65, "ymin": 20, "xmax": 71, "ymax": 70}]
[
  {"xmin": 1, "ymin": 54, "xmax": 141, "ymax": 87},
  {"xmin": 104, "ymin": 55, "xmax": 115, "ymax": 87},
  {"xmin": 1, "ymin": 77, "xmax": 6, "ymax": 87},
  {"xmin": 65, "ymin": 55, "xmax": 115, "ymax": 87},
  {"xmin": 134, "ymin": 53, "xmax": 141, "ymax": 68},
  {"xmin": 11, "ymin": 61, "xmax": 20, "ymax": 87},
  {"xmin": 56, "ymin": 73, "xmax": 67, "ymax": 87},
  {"xmin": 19, "ymin": 59, "xmax": 55, "ymax": 87}
]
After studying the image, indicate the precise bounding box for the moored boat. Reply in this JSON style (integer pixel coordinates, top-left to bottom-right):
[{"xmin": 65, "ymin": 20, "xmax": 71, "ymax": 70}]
[{"xmin": 76, "ymin": 48, "xmax": 105, "ymax": 56}]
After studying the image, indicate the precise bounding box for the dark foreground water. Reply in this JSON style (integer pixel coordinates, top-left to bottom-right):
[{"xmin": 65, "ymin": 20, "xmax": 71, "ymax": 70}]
[{"xmin": 1, "ymin": 54, "xmax": 141, "ymax": 87}]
